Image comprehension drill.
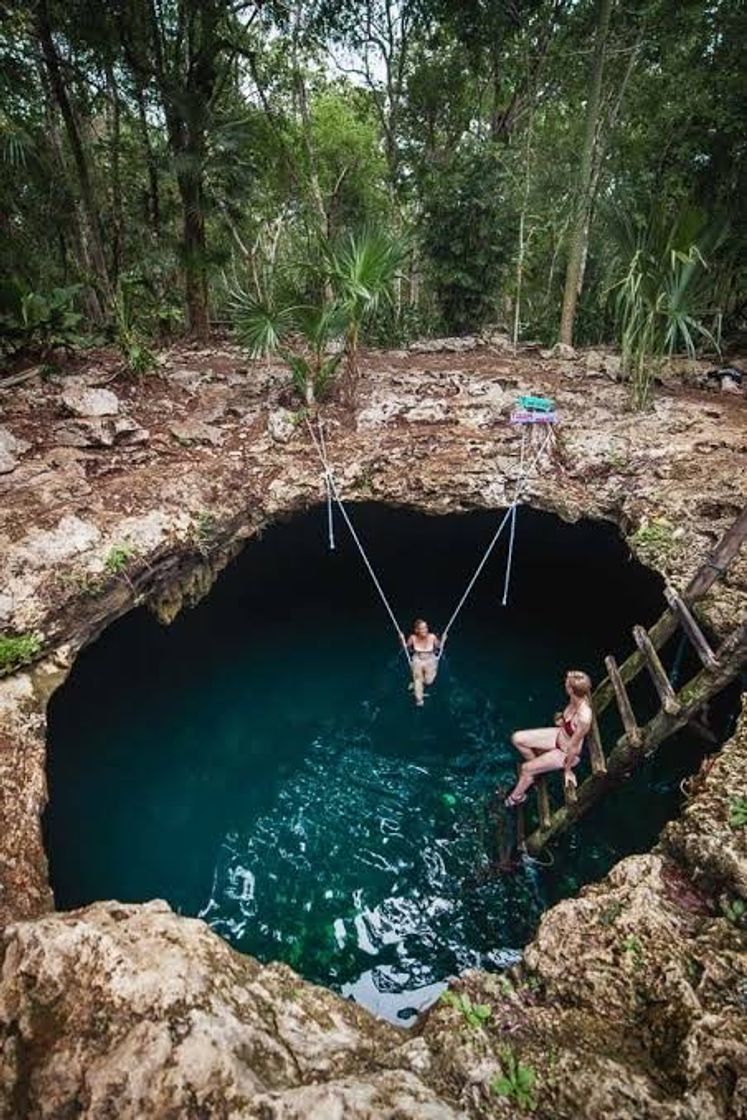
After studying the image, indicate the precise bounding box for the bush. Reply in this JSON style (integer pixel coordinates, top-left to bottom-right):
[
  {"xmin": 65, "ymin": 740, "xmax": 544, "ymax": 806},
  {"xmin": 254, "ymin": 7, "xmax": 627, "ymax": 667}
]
[
  {"xmin": 0, "ymin": 280, "xmax": 87, "ymax": 358},
  {"xmin": 420, "ymin": 142, "xmax": 513, "ymax": 334},
  {"xmin": 0, "ymin": 633, "xmax": 41, "ymax": 673}
]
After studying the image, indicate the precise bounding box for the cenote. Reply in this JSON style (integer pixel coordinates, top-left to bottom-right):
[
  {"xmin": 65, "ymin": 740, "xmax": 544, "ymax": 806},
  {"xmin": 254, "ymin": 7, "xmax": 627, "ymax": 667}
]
[{"xmin": 45, "ymin": 504, "xmax": 733, "ymax": 1022}]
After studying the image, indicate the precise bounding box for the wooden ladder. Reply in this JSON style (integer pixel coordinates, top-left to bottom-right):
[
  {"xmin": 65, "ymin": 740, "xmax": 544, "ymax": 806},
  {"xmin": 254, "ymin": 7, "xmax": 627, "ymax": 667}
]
[{"xmin": 519, "ymin": 505, "xmax": 747, "ymax": 857}]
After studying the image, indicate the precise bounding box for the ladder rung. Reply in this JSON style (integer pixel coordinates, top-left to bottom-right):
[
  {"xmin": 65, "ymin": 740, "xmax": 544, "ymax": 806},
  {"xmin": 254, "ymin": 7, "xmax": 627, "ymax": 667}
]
[
  {"xmin": 665, "ymin": 586, "xmax": 719, "ymax": 669},
  {"xmin": 588, "ymin": 712, "xmax": 607, "ymax": 774},
  {"xmin": 633, "ymin": 624, "xmax": 681, "ymax": 715},
  {"xmin": 536, "ymin": 776, "xmax": 552, "ymax": 830},
  {"xmin": 605, "ymin": 654, "xmax": 642, "ymax": 747}
]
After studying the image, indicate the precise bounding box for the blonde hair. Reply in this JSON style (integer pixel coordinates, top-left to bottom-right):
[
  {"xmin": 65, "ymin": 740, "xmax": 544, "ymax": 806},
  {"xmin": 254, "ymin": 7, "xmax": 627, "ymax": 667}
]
[
  {"xmin": 566, "ymin": 670, "xmax": 592, "ymax": 699},
  {"xmin": 414, "ymin": 618, "xmax": 428, "ymax": 630}
]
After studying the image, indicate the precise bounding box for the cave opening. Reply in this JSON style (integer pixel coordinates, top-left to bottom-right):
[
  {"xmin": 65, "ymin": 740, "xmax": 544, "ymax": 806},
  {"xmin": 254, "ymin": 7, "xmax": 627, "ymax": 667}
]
[{"xmin": 44, "ymin": 503, "xmax": 734, "ymax": 1022}]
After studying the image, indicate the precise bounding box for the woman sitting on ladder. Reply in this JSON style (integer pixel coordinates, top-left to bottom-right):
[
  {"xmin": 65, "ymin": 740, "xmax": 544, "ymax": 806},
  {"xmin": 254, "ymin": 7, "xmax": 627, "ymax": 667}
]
[
  {"xmin": 504, "ymin": 670, "xmax": 593, "ymax": 806},
  {"xmin": 402, "ymin": 619, "xmax": 445, "ymax": 707}
]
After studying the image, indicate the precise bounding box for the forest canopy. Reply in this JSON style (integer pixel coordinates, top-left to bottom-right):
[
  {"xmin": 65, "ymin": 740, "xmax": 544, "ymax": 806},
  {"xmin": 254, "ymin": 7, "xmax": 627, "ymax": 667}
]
[{"xmin": 1, "ymin": 0, "xmax": 744, "ymax": 390}]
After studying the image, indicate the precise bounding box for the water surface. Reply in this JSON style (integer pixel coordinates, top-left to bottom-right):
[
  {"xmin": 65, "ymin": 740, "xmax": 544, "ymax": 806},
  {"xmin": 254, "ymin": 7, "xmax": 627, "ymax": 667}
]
[{"xmin": 45, "ymin": 505, "xmax": 721, "ymax": 1021}]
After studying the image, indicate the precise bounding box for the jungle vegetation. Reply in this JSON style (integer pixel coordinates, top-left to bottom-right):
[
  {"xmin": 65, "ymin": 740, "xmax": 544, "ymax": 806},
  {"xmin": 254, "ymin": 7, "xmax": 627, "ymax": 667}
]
[{"xmin": 1, "ymin": 0, "xmax": 744, "ymax": 406}]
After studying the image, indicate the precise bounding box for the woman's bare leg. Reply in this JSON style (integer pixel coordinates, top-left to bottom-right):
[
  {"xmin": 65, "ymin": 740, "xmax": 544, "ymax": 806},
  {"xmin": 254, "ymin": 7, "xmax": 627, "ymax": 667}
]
[
  {"xmin": 511, "ymin": 727, "xmax": 557, "ymax": 762},
  {"xmin": 508, "ymin": 748, "xmax": 566, "ymax": 803},
  {"xmin": 411, "ymin": 660, "xmax": 425, "ymax": 705}
]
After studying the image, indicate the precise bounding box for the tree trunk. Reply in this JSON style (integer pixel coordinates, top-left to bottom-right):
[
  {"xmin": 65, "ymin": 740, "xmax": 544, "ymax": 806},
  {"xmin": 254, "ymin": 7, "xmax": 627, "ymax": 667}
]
[
  {"xmin": 37, "ymin": 62, "xmax": 104, "ymax": 322},
  {"xmin": 558, "ymin": 0, "xmax": 614, "ymax": 346},
  {"xmin": 135, "ymin": 85, "xmax": 161, "ymax": 237},
  {"xmin": 177, "ymin": 155, "xmax": 210, "ymax": 338},
  {"xmin": 105, "ymin": 61, "xmax": 123, "ymax": 286},
  {"xmin": 36, "ymin": 0, "xmax": 112, "ymax": 317}
]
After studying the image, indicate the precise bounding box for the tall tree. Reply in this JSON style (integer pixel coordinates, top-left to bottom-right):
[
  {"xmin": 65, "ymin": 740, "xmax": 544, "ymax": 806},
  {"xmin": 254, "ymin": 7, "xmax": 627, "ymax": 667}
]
[
  {"xmin": 558, "ymin": 0, "xmax": 613, "ymax": 346},
  {"xmin": 35, "ymin": 0, "xmax": 113, "ymax": 318},
  {"xmin": 118, "ymin": 0, "xmax": 249, "ymax": 337}
]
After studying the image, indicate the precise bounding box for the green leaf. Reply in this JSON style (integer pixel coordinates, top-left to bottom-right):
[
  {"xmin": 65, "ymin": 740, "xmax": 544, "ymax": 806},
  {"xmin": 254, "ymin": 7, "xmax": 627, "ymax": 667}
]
[{"xmin": 491, "ymin": 1077, "xmax": 513, "ymax": 1097}]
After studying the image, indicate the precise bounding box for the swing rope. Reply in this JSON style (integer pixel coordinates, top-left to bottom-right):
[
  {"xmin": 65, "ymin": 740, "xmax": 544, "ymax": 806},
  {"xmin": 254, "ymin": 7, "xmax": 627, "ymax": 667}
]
[
  {"xmin": 501, "ymin": 426, "xmax": 527, "ymax": 607},
  {"xmin": 305, "ymin": 415, "xmax": 553, "ymax": 659},
  {"xmin": 318, "ymin": 418, "xmax": 335, "ymax": 551},
  {"xmin": 305, "ymin": 417, "xmax": 408, "ymax": 657},
  {"xmin": 440, "ymin": 425, "xmax": 553, "ymax": 645}
]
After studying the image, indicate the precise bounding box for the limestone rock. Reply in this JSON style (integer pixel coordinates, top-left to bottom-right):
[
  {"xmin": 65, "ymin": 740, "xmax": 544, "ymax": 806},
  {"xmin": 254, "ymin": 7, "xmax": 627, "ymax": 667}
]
[
  {"xmin": 0, "ymin": 426, "xmax": 31, "ymax": 457},
  {"xmin": 248, "ymin": 1073, "xmax": 461, "ymax": 1118},
  {"xmin": 53, "ymin": 418, "xmax": 116, "ymax": 448},
  {"xmin": 551, "ymin": 342, "xmax": 577, "ymax": 360},
  {"xmin": 169, "ymin": 419, "xmax": 224, "ymax": 447},
  {"xmin": 409, "ymin": 337, "xmax": 478, "ymax": 354},
  {"xmin": 267, "ymin": 408, "xmax": 296, "ymax": 444},
  {"xmin": 0, "ymin": 591, "xmax": 13, "ymax": 625},
  {"xmin": 0, "ymin": 448, "xmax": 17, "ymax": 474},
  {"xmin": 0, "ymin": 426, "xmax": 31, "ymax": 472},
  {"xmin": 166, "ymin": 368, "xmax": 209, "ymax": 393},
  {"xmin": 197, "ymin": 385, "xmax": 233, "ymax": 423},
  {"xmin": 405, "ymin": 400, "xmax": 449, "ymax": 423},
  {"xmin": 18, "ymin": 514, "xmax": 100, "ymax": 568},
  {"xmin": 0, "ymin": 900, "xmax": 415, "ymax": 1120},
  {"xmin": 113, "ymin": 416, "xmax": 150, "ymax": 444},
  {"xmin": 61, "ymin": 386, "xmax": 120, "ymax": 418}
]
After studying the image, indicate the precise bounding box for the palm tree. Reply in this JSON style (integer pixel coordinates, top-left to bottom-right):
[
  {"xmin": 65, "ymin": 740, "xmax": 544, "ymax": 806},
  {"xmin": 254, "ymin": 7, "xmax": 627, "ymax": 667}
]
[
  {"xmin": 606, "ymin": 207, "xmax": 726, "ymax": 409},
  {"xmin": 322, "ymin": 230, "xmax": 404, "ymax": 403},
  {"xmin": 230, "ymin": 228, "xmax": 404, "ymax": 407},
  {"xmin": 230, "ymin": 291, "xmax": 346, "ymax": 406}
]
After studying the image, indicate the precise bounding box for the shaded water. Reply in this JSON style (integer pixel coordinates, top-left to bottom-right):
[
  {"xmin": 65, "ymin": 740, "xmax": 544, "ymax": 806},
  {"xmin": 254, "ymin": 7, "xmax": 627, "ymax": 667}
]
[{"xmin": 45, "ymin": 506, "xmax": 726, "ymax": 1022}]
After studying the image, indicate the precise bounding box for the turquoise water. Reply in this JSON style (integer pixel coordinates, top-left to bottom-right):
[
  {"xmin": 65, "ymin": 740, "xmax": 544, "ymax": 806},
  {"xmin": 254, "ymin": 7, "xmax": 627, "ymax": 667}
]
[{"xmin": 45, "ymin": 505, "xmax": 728, "ymax": 1022}]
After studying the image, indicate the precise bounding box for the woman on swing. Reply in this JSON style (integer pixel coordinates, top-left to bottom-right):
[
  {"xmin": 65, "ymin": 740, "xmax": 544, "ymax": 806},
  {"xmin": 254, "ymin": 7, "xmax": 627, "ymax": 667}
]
[
  {"xmin": 505, "ymin": 670, "xmax": 593, "ymax": 806},
  {"xmin": 402, "ymin": 619, "xmax": 445, "ymax": 707}
]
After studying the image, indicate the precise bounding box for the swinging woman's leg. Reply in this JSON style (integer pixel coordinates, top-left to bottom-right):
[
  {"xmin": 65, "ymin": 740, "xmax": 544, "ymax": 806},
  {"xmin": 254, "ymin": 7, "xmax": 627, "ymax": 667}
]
[
  {"xmin": 411, "ymin": 659, "xmax": 425, "ymax": 705},
  {"xmin": 423, "ymin": 657, "xmax": 438, "ymax": 689}
]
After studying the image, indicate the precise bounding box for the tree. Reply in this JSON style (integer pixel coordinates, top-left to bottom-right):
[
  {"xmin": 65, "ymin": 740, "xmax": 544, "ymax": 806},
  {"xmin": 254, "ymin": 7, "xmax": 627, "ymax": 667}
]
[
  {"xmin": 117, "ymin": 0, "xmax": 255, "ymax": 337},
  {"xmin": 558, "ymin": 0, "xmax": 613, "ymax": 346},
  {"xmin": 35, "ymin": 0, "xmax": 114, "ymax": 319}
]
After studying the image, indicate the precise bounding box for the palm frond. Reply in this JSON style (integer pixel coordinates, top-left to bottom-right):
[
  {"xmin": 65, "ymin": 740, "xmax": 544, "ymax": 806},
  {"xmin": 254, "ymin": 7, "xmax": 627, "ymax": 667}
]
[{"xmin": 229, "ymin": 287, "xmax": 298, "ymax": 357}]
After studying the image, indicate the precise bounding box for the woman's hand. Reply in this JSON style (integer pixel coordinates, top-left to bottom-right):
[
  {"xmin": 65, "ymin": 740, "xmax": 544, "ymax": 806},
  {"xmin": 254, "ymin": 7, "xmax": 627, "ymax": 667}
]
[{"xmin": 553, "ymin": 711, "xmax": 563, "ymax": 727}]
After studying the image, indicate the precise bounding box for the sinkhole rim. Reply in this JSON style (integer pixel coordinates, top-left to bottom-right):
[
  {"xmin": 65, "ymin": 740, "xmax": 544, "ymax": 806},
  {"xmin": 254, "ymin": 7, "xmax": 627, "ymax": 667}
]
[{"xmin": 38, "ymin": 500, "xmax": 738, "ymax": 1004}]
